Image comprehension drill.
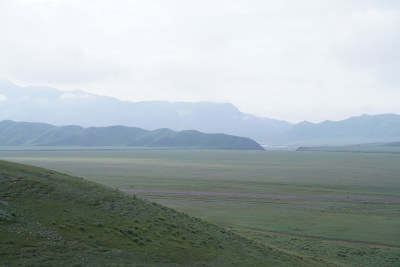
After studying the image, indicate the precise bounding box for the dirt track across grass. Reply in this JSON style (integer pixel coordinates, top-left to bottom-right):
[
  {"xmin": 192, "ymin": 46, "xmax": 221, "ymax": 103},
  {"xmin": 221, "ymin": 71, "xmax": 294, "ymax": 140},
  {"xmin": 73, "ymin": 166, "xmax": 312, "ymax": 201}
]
[{"xmin": 120, "ymin": 189, "xmax": 400, "ymax": 204}]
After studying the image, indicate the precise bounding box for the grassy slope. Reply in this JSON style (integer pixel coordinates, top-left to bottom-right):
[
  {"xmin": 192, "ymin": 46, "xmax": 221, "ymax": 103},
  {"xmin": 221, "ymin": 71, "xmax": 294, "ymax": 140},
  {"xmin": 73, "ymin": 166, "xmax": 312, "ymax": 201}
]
[{"xmin": 0, "ymin": 160, "xmax": 320, "ymax": 266}]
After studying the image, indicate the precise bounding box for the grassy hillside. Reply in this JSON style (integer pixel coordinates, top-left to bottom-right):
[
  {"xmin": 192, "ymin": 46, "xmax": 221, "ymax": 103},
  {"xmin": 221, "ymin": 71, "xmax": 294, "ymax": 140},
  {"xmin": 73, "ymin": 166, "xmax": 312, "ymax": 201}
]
[
  {"xmin": 0, "ymin": 120, "xmax": 264, "ymax": 150},
  {"xmin": 0, "ymin": 160, "xmax": 319, "ymax": 266}
]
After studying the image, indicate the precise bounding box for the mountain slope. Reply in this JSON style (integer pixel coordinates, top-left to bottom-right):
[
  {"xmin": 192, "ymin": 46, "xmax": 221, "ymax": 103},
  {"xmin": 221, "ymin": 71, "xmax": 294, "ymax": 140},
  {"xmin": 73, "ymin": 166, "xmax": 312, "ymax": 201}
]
[
  {"xmin": 0, "ymin": 120, "xmax": 264, "ymax": 150},
  {"xmin": 0, "ymin": 80, "xmax": 292, "ymax": 142},
  {"xmin": 0, "ymin": 160, "xmax": 319, "ymax": 266},
  {"xmin": 279, "ymin": 114, "xmax": 400, "ymax": 146}
]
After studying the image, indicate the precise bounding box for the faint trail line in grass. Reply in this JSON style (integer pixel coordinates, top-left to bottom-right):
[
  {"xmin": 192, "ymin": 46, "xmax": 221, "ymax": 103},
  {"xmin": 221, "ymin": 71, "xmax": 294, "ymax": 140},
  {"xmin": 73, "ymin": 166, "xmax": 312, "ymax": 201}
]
[
  {"xmin": 235, "ymin": 228, "xmax": 400, "ymax": 251},
  {"xmin": 120, "ymin": 189, "xmax": 400, "ymax": 204}
]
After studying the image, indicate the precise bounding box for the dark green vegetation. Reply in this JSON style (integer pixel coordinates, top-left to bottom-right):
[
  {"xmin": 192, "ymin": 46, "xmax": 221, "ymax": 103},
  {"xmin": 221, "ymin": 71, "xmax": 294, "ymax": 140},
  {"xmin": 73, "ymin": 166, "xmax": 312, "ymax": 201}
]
[
  {"xmin": 0, "ymin": 120, "xmax": 264, "ymax": 150},
  {"xmin": 0, "ymin": 160, "xmax": 321, "ymax": 266},
  {"xmin": 2, "ymin": 149, "xmax": 400, "ymax": 266},
  {"xmin": 279, "ymin": 113, "xmax": 400, "ymax": 146}
]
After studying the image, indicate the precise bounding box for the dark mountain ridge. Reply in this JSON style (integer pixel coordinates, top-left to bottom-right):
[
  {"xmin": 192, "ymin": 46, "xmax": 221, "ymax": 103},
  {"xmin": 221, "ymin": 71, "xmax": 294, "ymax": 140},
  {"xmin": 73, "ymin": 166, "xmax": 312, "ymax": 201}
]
[{"xmin": 0, "ymin": 120, "xmax": 264, "ymax": 150}]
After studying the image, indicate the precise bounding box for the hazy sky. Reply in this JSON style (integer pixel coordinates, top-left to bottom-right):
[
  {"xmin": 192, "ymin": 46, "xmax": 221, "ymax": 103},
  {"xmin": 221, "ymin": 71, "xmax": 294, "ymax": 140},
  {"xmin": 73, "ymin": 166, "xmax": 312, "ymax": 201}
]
[{"xmin": 1, "ymin": 0, "xmax": 400, "ymax": 122}]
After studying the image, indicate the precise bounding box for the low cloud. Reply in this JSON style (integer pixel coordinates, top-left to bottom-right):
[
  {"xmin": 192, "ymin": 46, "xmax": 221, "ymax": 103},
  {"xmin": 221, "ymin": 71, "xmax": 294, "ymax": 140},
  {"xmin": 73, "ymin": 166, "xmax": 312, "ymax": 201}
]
[
  {"xmin": 59, "ymin": 91, "xmax": 97, "ymax": 101},
  {"xmin": 0, "ymin": 0, "xmax": 399, "ymax": 122}
]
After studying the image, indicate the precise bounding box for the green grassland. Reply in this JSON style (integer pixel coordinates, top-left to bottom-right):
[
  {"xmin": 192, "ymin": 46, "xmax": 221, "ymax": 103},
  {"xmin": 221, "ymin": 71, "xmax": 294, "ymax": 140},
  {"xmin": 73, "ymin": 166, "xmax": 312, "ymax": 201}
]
[
  {"xmin": 2, "ymin": 149, "xmax": 399, "ymax": 196},
  {"xmin": 297, "ymin": 142, "xmax": 400, "ymax": 154},
  {"xmin": 0, "ymin": 160, "xmax": 320, "ymax": 266},
  {"xmin": 1, "ymin": 149, "xmax": 400, "ymax": 266}
]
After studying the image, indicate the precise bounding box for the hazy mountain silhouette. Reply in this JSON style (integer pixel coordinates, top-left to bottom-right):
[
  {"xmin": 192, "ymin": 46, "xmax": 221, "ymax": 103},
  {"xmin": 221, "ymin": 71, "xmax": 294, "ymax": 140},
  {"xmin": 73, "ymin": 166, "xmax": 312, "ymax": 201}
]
[
  {"xmin": 278, "ymin": 113, "xmax": 400, "ymax": 146},
  {"xmin": 0, "ymin": 120, "xmax": 264, "ymax": 150},
  {"xmin": 0, "ymin": 80, "xmax": 292, "ymax": 143},
  {"xmin": 1, "ymin": 80, "xmax": 399, "ymax": 146}
]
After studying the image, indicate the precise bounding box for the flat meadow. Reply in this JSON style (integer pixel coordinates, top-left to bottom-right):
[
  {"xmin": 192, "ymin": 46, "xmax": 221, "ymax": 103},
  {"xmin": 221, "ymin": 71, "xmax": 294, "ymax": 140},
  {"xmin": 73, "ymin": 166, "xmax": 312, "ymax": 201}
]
[{"xmin": 1, "ymin": 149, "xmax": 399, "ymax": 266}]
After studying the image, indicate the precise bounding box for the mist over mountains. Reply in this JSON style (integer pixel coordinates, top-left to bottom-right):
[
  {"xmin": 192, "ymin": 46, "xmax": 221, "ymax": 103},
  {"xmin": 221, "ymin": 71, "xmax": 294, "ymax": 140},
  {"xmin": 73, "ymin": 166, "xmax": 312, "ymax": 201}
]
[
  {"xmin": 0, "ymin": 80, "xmax": 291, "ymax": 143},
  {"xmin": 1, "ymin": 80, "xmax": 400, "ymax": 146},
  {"xmin": 278, "ymin": 113, "xmax": 400, "ymax": 146}
]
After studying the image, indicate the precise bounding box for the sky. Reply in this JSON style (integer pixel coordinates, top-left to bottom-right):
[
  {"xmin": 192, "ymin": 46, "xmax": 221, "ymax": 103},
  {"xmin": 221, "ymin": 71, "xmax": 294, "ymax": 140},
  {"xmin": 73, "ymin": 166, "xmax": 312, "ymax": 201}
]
[{"xmin": 1, "ymin": 0, "xmax": 400, "ymax": 123}]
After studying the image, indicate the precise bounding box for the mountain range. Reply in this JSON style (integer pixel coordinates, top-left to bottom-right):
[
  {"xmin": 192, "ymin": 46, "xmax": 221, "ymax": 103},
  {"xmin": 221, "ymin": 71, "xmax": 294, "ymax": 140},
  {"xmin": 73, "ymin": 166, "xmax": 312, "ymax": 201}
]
[
  {"xmin": 0, "ymin": 120, "xmax": 264, "ymax": 150},
  {"xmin": 0, "ymin": 80, "xmax": 291, "ymax": 143},
  {"xmin": 277, "ymin": 113, "xmax": 400, "ymax": 146},
  {"xmin": 1, "ymin": 80, "xmax": 399, "ymax": 146}
]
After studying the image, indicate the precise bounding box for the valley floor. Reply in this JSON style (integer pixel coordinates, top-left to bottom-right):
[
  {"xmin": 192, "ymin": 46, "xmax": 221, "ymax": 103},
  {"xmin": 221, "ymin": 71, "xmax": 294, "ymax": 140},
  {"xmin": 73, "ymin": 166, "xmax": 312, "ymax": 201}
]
[{"xmin": 1, "ymin": 149, "xmax": 399, "ymax": 266}]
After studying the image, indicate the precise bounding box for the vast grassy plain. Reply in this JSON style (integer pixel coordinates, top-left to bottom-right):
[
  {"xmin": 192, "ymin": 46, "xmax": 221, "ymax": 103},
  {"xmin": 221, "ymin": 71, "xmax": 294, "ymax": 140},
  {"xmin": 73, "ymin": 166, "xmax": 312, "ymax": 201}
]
[{"xmin": 1, "ymin": 149, "xmax": 399, "ymax": 266}]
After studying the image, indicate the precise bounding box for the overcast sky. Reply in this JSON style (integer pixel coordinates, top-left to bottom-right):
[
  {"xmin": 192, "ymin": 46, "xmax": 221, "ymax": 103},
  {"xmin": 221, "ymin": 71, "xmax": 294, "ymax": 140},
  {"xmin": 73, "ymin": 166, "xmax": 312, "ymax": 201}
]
[{"xmin": 1, "ymin": 0, "xmax": 399, "ymax": 123}]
